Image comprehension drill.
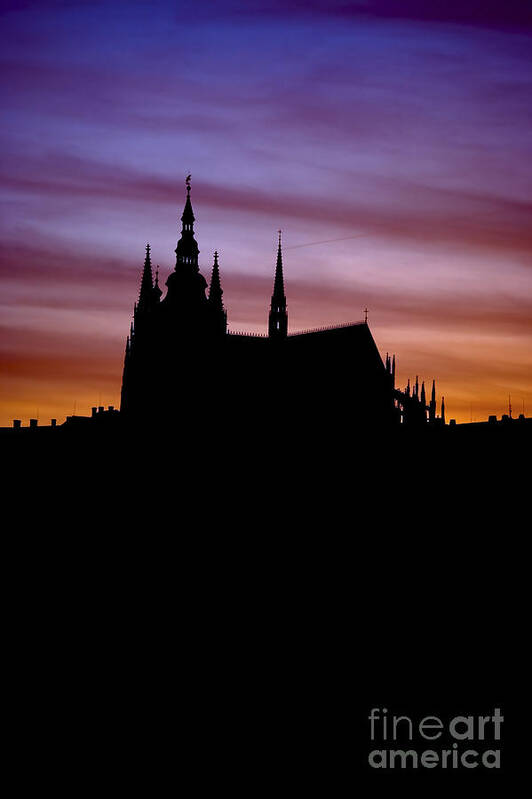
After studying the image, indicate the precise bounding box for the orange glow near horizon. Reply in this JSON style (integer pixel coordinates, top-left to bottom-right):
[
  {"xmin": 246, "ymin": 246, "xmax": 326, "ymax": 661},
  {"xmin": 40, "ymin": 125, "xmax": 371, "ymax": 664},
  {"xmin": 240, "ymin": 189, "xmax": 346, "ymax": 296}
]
[{"xmin": 1, "ymin": 261, "xmax": 530, "ymax": 427}]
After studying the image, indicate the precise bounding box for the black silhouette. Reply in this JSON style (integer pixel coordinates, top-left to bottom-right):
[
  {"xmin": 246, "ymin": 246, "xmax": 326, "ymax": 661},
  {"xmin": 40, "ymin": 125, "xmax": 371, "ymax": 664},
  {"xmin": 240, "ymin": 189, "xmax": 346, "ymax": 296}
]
[
  {"xmin": 2, "ymin": 181, "xmax": 524, "ymax": 798},
  {"xmin": 120, "ymin": 180, "xmax": 438, "ymax": 433},
  {"xmin": 2, "ymin": 177, "xmax": 530, "ymax": 467}
]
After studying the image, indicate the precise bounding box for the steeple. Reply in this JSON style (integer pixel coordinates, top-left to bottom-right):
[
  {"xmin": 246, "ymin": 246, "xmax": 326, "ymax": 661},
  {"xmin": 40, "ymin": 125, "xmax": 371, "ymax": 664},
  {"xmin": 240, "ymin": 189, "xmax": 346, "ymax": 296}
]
[
  {"xmin": 429, "ymin": 379, "xmax": 436, "ymax": 423},
  {"xmin": 268, "ymin": 230, "xmax": 288, "ymax": 339},
  {"xmin": 420, "ymin": 381, "xmax": 427, "ymax": 423},
  {"xmin": 174, "ymin": 175, "xmax": 199, "ymax": 272},
  {"xmin": 209, "ymin": 250, "xmax": 227, "ymax": 334},
  {"xmin": 441, "ymin": 396, "xmax": 446, "ymax": 425},
  {"xmin": 209, "ymin": 251, "xmax": 222, "ymax": 304},
  {"xmin": 137, "ymin": 243, "xmax": 154, "ymax": 312},
  {"xmin": 164, "ymin": 175, "xmax": 208, "ymax": 310}
]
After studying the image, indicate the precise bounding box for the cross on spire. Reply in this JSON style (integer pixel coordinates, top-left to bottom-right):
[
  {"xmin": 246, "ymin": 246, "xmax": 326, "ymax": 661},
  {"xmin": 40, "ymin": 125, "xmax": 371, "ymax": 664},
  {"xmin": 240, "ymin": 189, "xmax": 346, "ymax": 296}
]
[{"xmin": 208, "ymin": 249, "xmax": 227, "ymax": 334}]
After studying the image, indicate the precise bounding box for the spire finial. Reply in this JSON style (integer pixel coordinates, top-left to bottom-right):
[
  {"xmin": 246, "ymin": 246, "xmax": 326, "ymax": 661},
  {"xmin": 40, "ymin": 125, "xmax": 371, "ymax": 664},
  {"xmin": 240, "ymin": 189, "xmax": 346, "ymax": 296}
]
[
  {"xmin": 364, "ymin": 307, "xmax": 368, "ymax": 324},
  {"xmin": 186, "ymin": 174, "xmax": 191, "ymax": 194}
]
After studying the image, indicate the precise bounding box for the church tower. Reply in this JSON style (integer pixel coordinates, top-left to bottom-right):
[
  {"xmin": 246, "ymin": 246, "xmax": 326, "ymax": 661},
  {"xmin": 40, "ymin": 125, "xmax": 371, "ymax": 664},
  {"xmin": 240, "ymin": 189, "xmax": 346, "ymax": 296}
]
[
  {"xmin": 164, "ymin": 176, "xmax": 208, "ymax": 313},
  {"xmin": 175, "ymin": 175, "xmax": 199, "ymax": 270},
  {"xmin": 268, "ymin": 230, "xmax": 288, "ymax": 339}
]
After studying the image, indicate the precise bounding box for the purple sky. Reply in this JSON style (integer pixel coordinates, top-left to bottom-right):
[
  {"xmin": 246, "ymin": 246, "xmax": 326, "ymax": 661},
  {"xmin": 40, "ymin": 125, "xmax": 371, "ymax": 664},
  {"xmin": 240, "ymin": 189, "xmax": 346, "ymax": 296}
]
[{"xmin": 1, "ymin": 0, "xmax": 532, "ymax": 424}]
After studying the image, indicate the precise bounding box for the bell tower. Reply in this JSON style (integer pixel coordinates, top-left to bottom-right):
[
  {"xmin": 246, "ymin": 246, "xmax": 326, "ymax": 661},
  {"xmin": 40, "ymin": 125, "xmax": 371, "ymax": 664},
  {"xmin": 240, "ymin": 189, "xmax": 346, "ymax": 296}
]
[
  {"xmin": 164, "ymin": 176, "xmax": 208, "ymax": 311},
  {"xmin": 174, "ymin": 174, "xmax": 199, "ymax": 271}
]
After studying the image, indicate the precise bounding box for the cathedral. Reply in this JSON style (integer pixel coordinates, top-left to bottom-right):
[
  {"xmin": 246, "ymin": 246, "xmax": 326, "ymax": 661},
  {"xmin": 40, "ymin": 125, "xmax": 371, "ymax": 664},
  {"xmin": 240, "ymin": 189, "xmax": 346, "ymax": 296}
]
[{"xmin": 120, "ymin": 179, "xmax": 442, "ymax": 433}]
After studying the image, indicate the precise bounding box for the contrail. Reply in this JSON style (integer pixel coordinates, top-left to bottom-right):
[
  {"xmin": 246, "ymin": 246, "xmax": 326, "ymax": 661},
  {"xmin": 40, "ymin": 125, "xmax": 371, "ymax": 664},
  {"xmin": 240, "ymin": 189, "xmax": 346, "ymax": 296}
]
[{"xmin": 284, "ymin": 233, "xmax": 369, "ymax": 250}]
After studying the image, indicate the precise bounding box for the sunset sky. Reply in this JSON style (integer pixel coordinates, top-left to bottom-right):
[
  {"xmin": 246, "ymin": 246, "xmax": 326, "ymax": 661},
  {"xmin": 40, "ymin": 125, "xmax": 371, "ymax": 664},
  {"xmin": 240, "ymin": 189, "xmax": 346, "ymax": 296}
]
[{"xmin": 1, "ymin": 0, "xmax": 531, "ymax": 425}]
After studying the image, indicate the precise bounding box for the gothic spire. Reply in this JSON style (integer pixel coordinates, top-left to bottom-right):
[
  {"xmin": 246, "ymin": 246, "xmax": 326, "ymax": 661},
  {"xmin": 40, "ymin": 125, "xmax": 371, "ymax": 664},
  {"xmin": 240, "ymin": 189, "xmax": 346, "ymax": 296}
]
[
  {"xmin": 209, "ymin": 250, "xmax": 227, "ymax": 335},
  {"xmin": 175, "ymin": 175, "xmax": 199, "ymax": 272},
  {"xmin": 209, "ymin": 251, "xmax": 223, "ymax": 305},
  {"xmin": 268, "ymin": 230, "xmax": 288, "ymax": 339},
  {"xmin": 441, "ymin": 396, "xmax": 446, "ymax": 425},
  {"xmin": 137, "ymin": 243, "xmax": 154, "ymax": 312},
  {"xmin": 273, "ymin": 230, "xmax": 285, "ymax": 298},
  {"xmin": 429, "ymin": 379, "xmax": 437, "ymax": 423},
  {"xmin": 181, "ymin": 175, "xmax": 195, "ymax": 227}
]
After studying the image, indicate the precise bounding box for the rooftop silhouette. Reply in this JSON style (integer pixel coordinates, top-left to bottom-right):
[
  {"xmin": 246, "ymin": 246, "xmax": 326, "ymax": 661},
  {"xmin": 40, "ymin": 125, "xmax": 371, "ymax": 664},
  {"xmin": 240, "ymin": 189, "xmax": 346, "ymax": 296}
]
[{"xmin": 2, "ymin": 179, "xmax": 530, "ymax": 458}]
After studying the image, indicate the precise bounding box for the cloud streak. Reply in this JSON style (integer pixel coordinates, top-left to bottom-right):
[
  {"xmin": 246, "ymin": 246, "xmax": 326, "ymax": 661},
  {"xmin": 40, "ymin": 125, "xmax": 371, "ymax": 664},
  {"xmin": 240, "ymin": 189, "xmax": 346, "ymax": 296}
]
[{"xmin": 2, "ymin": 154, "xmax": 531, "ymax": 259}]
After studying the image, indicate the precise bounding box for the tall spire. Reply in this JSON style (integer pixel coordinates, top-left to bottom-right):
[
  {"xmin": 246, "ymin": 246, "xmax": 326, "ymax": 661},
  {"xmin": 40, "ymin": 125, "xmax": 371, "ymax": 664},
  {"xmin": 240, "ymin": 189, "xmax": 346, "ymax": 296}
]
[
  {"xmin": 419, "ymin": 381, "xmax": 427, "ymax": 424},
  {"xmin": 175, "ymin": 175, "xmax": 199, "ymax": 272},
  {"xmin": 268, "ymin": 230, "xmax": 288, "ymax": 339},
  {"xmin": 209, "ymin": 251, "xmax": 223, "ymax": 304},
  {"xmin": 273, "ymin": 230, "xmax": 285, "ymax": 297},
  {"xmin": 209, "ymin": 250, "xmax": 227, "ymax": 334},
  {"xmin": 137, "ymin": 243, "xmax": 154, "ymax": 312},
  {"xmin": 182, "ymin": 175, "xmax": 194, "ymax": 226},
  {"xmin": 441, "ymin": 396, "xmax": 446, "ymax": 425},
  {"xmin": 429, "ymin": 379, "xmax": 436, "ymax": 423}
]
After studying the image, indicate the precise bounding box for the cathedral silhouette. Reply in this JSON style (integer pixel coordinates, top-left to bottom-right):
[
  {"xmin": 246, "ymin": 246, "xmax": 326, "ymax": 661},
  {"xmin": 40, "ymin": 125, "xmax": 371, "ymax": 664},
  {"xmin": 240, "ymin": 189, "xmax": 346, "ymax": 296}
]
[{"xmin": 120, "ymin": 178, "xmax": 442, "ymax": 432}]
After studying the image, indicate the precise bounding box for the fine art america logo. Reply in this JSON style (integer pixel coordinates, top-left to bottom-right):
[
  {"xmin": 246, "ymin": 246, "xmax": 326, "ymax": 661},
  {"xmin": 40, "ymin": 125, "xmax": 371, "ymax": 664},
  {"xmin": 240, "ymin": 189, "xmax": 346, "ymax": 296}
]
[{"xmin": 368, "ymin": 708, "xmax": 504, "ymax": 769}]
